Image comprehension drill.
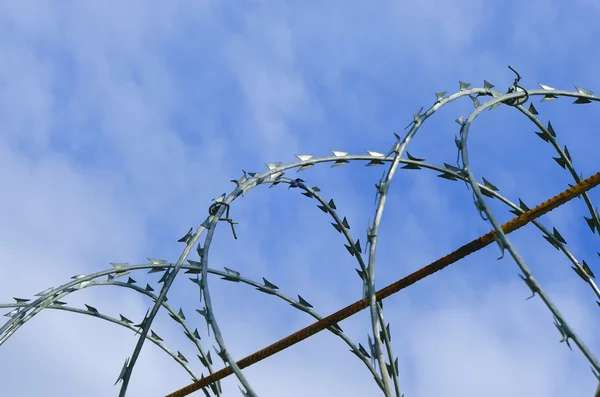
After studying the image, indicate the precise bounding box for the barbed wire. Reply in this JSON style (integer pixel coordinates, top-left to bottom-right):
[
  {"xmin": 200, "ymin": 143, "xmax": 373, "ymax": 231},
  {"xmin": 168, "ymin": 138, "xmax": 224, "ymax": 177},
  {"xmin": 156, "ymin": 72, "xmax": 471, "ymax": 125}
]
[{"xmin": 2, "ymin": 67, "xmax": 599, "ymax": 397}]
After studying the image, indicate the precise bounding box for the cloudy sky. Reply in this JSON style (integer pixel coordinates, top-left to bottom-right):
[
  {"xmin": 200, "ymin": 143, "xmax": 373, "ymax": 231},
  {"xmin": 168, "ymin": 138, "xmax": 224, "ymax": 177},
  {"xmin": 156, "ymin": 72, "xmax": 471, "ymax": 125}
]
[{"xmin": 1, "ymin": 1, "xmax": 600, "ymax": 396}]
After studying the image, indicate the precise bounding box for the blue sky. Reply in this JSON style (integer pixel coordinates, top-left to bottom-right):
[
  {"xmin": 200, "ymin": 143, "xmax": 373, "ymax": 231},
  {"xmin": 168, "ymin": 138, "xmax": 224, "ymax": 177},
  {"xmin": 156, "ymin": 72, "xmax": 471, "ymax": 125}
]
[{"xmin": 1, "ymin": 1, "xmax": 600, "ymax": 396}]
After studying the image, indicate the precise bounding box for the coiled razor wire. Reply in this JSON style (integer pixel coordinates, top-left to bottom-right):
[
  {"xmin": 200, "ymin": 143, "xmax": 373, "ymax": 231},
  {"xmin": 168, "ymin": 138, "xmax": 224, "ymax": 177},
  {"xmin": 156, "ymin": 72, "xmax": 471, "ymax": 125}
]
[{"xmin": 2, "ymin": 67, "xmax": 600, "ymax": 397}]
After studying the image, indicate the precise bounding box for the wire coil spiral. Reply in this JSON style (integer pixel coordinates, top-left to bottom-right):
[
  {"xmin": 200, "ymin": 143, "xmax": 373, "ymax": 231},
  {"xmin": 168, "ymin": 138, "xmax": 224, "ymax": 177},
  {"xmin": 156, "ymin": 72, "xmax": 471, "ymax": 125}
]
[{"xmin": 2, "ymin": 68, "xmax": 600, "ymax": 396}]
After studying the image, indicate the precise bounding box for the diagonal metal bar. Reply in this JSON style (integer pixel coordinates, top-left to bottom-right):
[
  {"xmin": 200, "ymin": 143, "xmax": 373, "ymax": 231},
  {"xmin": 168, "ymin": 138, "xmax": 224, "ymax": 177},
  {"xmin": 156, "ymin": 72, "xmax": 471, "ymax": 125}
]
[{"xmin": 166, "ymin": 171, "xmax": 600, "ymax": 397}]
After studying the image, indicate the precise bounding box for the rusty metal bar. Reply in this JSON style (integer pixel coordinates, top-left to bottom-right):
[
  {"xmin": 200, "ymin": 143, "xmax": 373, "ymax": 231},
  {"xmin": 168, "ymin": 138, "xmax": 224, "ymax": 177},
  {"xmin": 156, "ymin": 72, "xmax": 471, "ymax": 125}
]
[{"xmin": 166, "ymin": 171, "xmax": 600, "ymax": 397}]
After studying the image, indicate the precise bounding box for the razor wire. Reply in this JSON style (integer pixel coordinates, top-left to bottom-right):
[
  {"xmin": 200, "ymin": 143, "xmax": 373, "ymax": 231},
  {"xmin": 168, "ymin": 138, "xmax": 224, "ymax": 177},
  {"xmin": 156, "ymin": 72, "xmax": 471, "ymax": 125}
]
[{"xmin": 2, "ymin": 67, "xmax": 600, "ymax": 397}]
